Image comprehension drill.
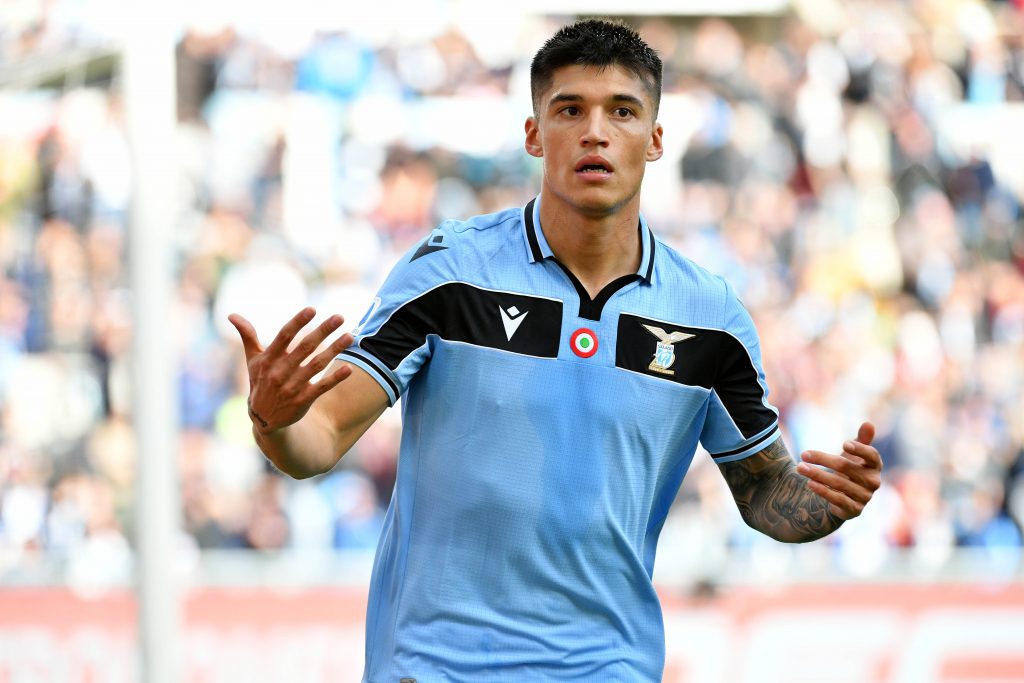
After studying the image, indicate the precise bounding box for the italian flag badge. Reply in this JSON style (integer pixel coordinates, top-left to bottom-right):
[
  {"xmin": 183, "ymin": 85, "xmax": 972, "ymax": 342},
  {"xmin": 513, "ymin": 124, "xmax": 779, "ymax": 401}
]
[{"xmin": 570, "ymin": 328, "xmax": 598, "ymax": 358}]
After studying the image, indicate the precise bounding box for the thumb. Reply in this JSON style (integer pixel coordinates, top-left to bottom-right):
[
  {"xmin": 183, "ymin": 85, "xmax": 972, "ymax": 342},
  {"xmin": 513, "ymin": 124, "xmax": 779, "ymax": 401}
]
[
  {"xmin": 227, "ymin": 313, "xmax": 263, "ymax": 359},
  {"xmin": 857, "ymin": 421, "xmax": 876, "ymax": 446}
]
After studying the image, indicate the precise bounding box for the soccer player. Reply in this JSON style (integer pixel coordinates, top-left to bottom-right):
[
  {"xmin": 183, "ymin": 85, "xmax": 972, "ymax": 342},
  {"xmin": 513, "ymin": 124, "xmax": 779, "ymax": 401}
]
[{"xmin": 228, "ymin": 19, "xmax": 883, "ymax": 682}]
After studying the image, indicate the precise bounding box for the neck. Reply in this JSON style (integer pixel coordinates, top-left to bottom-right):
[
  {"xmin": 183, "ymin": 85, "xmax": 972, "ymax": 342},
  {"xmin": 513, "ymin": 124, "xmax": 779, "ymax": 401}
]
[{"xmin": 538, "ymin": 191, "xmax": 642, "ymax": 298}]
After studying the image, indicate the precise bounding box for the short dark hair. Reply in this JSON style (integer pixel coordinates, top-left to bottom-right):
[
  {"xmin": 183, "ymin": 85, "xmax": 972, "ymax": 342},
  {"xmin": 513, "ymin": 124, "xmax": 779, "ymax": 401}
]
[{"xmin": 530, "ymin": 19, "xmax": 663, "ymax": 117}]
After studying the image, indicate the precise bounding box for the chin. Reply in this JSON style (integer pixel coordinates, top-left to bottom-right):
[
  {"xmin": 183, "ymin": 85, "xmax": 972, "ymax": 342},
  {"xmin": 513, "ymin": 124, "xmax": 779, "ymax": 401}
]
[
  {"xmin": 570, "ymin": 186, "xmax": 634, "ymax": 217},
  {"xmin": 573, "ymin": 197, "xmax": 621, "ymax": 217}
]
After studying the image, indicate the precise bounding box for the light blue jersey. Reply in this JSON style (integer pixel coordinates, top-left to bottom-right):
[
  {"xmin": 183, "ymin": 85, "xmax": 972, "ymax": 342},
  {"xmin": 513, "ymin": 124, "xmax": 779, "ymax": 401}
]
[{"xmin": 340, "ymin": 197, "xmax": 780, "ymax": 682}]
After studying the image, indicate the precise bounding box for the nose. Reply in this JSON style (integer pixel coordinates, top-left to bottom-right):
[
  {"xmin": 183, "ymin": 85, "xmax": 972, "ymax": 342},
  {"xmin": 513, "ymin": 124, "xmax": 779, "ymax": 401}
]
[{"xmin": 580, "ymin": 111, "xmax": 609, "ymax": 147}]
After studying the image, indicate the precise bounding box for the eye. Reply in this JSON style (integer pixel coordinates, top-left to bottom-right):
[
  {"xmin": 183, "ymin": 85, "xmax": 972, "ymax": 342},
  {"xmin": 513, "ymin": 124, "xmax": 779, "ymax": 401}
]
[
  {"xmin": 614, "ymin": 107, "xmax": 634, "ymax": 118},
  {"xmin": 561, "ymin": 105, "xmax": 580, "ymax": 116}
]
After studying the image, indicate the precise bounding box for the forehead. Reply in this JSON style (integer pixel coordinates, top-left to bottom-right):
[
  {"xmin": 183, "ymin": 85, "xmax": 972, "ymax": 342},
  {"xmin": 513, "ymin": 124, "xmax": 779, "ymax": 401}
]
[{"xmin": 541, "ymin": 64, "xmax": 654, "ymax": 107}]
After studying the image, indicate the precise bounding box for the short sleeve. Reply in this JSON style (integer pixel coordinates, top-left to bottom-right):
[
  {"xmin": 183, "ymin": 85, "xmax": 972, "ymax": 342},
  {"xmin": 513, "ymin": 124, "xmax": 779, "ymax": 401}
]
[
  {"xmin": 699, "ymin": 281, "xmax": 781, "ymax": 463},
  {"xmin": 338, "ymin": 224, "xmax": 455, "ymax": 406}
]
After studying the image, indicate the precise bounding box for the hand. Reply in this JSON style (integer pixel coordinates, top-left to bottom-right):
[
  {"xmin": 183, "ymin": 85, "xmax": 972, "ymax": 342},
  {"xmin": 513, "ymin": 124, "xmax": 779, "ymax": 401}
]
[
  {"xmin": 228, "ymin": 307, "xmax": 354, "ymax": 435},
  {"xmin": 796, "ymin": 422, "xmax": 882, "ymax": 521}
]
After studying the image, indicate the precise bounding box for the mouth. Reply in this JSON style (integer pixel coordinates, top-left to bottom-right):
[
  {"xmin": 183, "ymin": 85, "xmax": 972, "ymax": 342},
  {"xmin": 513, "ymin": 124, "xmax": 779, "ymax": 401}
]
[{"xmin": 575, "ymin": 156, "xmax": 614, "ymax": 177}]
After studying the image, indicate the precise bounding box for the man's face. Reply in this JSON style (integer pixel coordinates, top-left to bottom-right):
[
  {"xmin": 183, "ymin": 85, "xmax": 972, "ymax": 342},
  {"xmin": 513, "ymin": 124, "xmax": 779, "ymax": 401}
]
[{"xmin": 525, "ymin": 64, "xmax": 663, "ymax": 218}]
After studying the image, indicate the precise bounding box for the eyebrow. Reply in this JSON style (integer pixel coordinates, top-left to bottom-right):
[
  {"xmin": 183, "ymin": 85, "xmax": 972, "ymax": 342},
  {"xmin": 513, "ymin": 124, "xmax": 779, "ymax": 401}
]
[{"xmin": 548, "ymin": 93, "xmax": 646, "ymax": 110}]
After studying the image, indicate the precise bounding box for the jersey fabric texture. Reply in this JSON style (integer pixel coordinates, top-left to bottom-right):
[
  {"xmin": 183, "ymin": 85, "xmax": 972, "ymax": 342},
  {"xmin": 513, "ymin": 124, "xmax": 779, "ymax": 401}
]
[{"xmin": 340, "ymin": 197, "xmax": 780, "ymax": 682}]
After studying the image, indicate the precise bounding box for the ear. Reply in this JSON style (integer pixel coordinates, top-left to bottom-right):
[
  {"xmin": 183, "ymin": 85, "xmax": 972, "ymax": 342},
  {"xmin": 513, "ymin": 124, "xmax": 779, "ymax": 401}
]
[
  {"xmin": 524, "ymin": 116, "xmax": 543, "ymax": 158},
  {"xmin": 646, "ymin": 122, "xmax": 664, "ymax": 162}
]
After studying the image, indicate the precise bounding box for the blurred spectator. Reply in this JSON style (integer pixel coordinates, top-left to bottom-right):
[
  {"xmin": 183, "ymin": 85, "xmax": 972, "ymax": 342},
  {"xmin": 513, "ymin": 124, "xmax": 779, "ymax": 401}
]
[{"xmin": 0, "ymin": 2, "xmax": 1022, "ymax": 588}]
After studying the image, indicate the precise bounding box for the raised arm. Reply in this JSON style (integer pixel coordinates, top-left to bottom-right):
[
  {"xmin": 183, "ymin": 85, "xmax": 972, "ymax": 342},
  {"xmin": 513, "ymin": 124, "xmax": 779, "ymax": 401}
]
[
  {"xmin": 229, "ymin": 307, "xmax": 389, "ymax": 479},
  {"xmin": 717, "ymin": 423, "xmax": 882, "ymax": 543}
]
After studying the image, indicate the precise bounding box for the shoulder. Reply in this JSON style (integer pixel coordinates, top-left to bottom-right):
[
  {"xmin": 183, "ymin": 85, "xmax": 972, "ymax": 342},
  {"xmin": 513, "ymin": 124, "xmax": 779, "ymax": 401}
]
[
  {"xmin": 377, "ymin": 206, "xmax": 525, "ymax": 297},
  {"xmin": 443, "ymin": 205, "xmax": 525, "ymax": 255},
  {"xmin": 400, "ymin": 206, "xmax": 525, "ymax": 279},
  {"xmin": 653, "ymin": 238, "xmax": 731, "ymax": 297},
  {"xmin": 653, "ymin": 238, "xmax": 740, "ymax": 327}
]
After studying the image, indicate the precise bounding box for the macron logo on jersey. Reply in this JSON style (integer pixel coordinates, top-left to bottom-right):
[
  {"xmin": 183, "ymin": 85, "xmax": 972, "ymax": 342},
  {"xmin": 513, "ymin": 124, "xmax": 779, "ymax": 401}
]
[
  {"xmin": 499, "ymin": 305, "xmax": 529, "ymax": 341},
  {"xmin": 410, "ymin": 229, "xmax": 448, "ymax": 262}
]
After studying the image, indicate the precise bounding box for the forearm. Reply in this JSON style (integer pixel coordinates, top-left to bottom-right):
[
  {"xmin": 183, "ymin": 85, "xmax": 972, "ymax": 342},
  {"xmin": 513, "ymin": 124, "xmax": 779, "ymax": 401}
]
[
  {"xmin": 251, "ymin": 402, "xmax": 346, "ymax": 479},
  {"xmin": 719, "ymin": 439, "xmax": 844, "ymax": 543},
  {"xmin": 249, "ymin": 366, "xmax": 389, "ymax": 479},
  {"xmin": 230, "ymin": 311, "xmax": 390, "ymax": 480}
]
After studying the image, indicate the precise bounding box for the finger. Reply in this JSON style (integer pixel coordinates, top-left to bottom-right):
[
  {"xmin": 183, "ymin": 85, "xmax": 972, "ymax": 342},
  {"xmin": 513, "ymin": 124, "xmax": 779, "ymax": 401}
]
[
  {"xmin": 291, "ymin": 314, "xmax": 344, "ymax": 362},
  {"xmin": 798, "ymin": 450, "xmax": 880, "ymax": 493},
  {"xmin": 802, "ymin": 450, "xmax": 880, "ymax": 490},
  {"xmin": 265, "ymin": 307, "xmax": 316, "ymax": 357},
  {"xmin": 805, "ymin": 479, "xmax": 863, "ymax": 520},
  {"xmin": 298, "ymin": 333, "xmax": 354, "ymax": 382},
  {"xmin": 857, "ymin": 421, "xmax": 876, "ymax": 446},
  {"xmin": 844, "ymin": 438, "xmax": 883, "ymax": 471},
  {"xmin": 801, "ymin": 450, "xmax": 857, "ymax": 473},
  {"xmin": 797, "ymin": 461, "xmax": 874, "ymax": 503},
  {"xmin": 306, "ymin": 362, "xmax": 353, "ymax": 399},
  {"xmin": 227, "ymin": 313, "xmax": 264, "ymax": 359}
]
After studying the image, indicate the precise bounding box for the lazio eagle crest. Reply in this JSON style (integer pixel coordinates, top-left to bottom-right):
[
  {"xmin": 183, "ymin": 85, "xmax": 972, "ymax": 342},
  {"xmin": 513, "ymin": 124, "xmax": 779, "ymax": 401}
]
[{"xmin": 641, "ymin": 324, "xmax": 696, "ymax": 375}]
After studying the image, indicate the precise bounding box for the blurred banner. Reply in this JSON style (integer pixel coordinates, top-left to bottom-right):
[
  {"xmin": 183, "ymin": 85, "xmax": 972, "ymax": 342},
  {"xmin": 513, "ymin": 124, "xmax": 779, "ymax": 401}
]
[{"xmin": 1, "ymin": 582, "xmax": 1022, "ymax": 682}]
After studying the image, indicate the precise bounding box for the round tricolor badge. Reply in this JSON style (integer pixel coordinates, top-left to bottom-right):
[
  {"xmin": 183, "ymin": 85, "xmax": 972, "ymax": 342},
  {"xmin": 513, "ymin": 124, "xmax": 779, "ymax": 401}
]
[{"xmin": 570, "ymin": 328, "xmax": 599, "ymax": 358}]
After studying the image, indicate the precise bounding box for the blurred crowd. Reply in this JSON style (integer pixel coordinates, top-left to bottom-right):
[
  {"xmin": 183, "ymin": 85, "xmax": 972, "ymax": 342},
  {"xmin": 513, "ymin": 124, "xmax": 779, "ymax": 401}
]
[{"xmin": 1, "ymin": 0, "xmax": 1023, "ymax": 589}]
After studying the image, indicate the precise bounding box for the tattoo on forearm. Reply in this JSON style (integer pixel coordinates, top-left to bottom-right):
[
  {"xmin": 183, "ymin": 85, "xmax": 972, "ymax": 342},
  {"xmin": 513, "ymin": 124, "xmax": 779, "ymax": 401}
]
[
  {"xmin": 720, "ymin": 439, "xmax": 844, "ymax": 543},
  {"xmin": 247, "ymin": 400, "xmax": 269, "ymax": 429}
]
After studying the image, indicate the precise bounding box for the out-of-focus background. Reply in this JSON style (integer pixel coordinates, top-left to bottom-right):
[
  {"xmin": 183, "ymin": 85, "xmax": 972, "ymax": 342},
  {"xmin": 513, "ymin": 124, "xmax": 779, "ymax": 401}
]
[{"xmin": 1, "ymin": 0, "xmax": 1023, "ymax": 681}]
